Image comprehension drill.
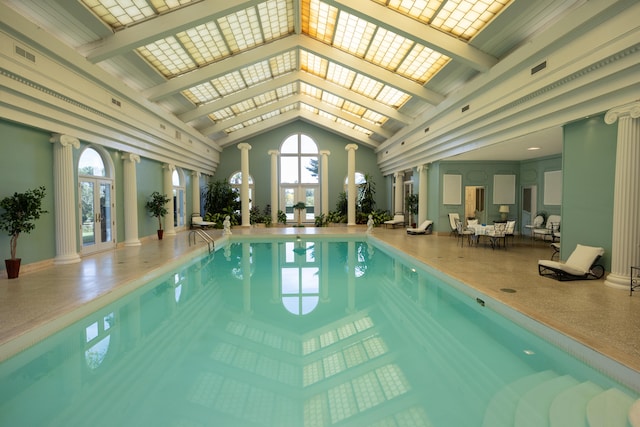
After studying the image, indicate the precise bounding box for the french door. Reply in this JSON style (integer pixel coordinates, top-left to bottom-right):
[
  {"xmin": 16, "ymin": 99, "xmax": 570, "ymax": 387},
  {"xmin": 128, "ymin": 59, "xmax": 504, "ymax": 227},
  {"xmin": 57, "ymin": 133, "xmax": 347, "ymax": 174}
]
[
  {"xmin": 282, "ymin": 187, "xmax": 317, "ymax": 223},
  {"xmin": 79, "ymin": 179, "xmax": 115, "ymax": 254}
]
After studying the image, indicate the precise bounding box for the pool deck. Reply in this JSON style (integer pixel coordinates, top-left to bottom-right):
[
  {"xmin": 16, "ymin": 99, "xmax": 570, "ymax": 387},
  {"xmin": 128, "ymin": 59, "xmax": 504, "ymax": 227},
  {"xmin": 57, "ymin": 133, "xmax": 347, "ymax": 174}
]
[{"xmin": 1, "ymin": 226, "xmax": 639, "ymax": 381}]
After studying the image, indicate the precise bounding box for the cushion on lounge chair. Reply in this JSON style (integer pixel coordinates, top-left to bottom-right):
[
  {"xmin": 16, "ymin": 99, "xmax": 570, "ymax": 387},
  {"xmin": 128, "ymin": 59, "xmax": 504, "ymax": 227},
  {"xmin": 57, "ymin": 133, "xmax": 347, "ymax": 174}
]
[
  {"xmin": 564, "ymin": 244, "xmax": 605, "ymax": 273},
  {"xmin": 538, "ymin": 244, "xmax": 605, "ymax": 280},
  {"xmin": 192, "ymin": 216, "xmax": 215, "ymax": 228},
  {"xmin": 384, "ymin": 214, "xmax": 405, "ymax": 228},
  {"xmin": 407, "ymin": 220, "xmax": 433, "ymax": 234}
]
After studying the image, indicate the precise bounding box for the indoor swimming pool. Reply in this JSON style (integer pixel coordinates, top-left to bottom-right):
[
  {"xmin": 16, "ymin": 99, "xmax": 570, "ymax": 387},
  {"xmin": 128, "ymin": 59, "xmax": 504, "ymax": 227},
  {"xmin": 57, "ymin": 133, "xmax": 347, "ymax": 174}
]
[{"xmin": 0, "ymin": 236, "xmax": 638, "ymax": 426}]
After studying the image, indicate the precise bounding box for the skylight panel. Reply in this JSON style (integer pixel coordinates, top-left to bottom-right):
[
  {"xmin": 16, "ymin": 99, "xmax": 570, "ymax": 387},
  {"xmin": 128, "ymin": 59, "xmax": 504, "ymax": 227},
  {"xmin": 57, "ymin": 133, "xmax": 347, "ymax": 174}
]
[
  {"xmin": 363, "ymin": 110, "xmax": 388, "ymax": 125},
  {"xmin": 350, "ymin": 74, "xmax": 383, "ymax": 99},
  {"xmin": 241, "ymin": 61, "xmax": 273, "ymax": 87},
  {"xmin": 81, "ymin": 0, "xmax": 156, "ymax": 28},
  {"xmin": 300, "ymin": 103, "xmax": 318, "ymax": 114},
  {"xmin": 431, "ymin": 0, "xmax": 511, "ymax": 40},
  {"xmin": 300, "ymin": 51, "xmax": 328, "ymax": 77},
  {"xmin": 177, "ymin": 22, "xmax": 229, "ymax": 66},
  {"xmin": 342, "ymin": 101, "xmax": 366, "ymax": 117},
  {"xmin": 150, "ymin": 0, "xmax": 196, "ymax": 14},
  {"xmin": 210, "ymin": 71, "xmax": 247, "ymax": 96},
  {"xmin": 218, "ymin": 7, "xmax": 263, "ymax": 53},
  {"xmin": 261, "ymin": 109, "xmax": 281, "ymax": 120},
  {"xmin": 231, "ymin": 99, "xmax": 257, "ymax": 115},
  {"xmin": 336, "ymin": 117, "xmax": 354, "ymax": 129},
  {"xmin": 301, "ymin": 83, "xmax": 322, "ymax": 99},
  {"xmin": 257, "ymin": 0, "xmax": 295, "ymax": 41},
  {"xmin": 224, "ymin": 123, "xmax": 244, "ymax": 134},
  {"xmin": 383, "ymin": 0, "xmax": 444, "ymax": 22},
  {"xmin": 301, "ymin": 0, "xmax": 338, "ymax": 44},
  {"xmin": 281, "ymin": 103, "xmax": 298, "ymax": 114},
  {"xmin": 137, "ymin": 37, "xmax": 196, "ymax": 77},
  {"xmin": 277, "ymin": 83, "xmax": 297, "ymax": 98},
  {"xmin": 269, "ymin": 51, "xmax": 297, "ymax": 76},
  {"xmin": 209, "ymin": 107, "xmax": 234, "ymax": 122},
  {"xmin": 321, "ymin": 92, "xmax": 344, "ymax": 108},
  {"xmin": 376, "ymin": 85, "xmax": 410, "ymax": 108},
  {"xmin": 182, "ymin": 82, "xmax": 220, "ymax": 105},
  {"xmin": 319, "ymin": 110, "xmax": 337, "ymax": 122},
  {"xmin": 365, "ymin": 28, "xmax": 414, "ymax": 71},
  {"xmin": 243, "ymin": 116, "xmax": 263, "ymax": 127},
  {"xmin": 396, "ymin": 44, "xmax": 450, "ymax": 83},
  {"xmin": 353, "ymin": 124, "xmax": 374, "ymax": 136},
  {"xmin": 326, "ymin": 63, "xmax": 356, "ymax": 87},
  {"xmin": 253, "ymin": 90, "xmax": 278, "ymax": 107},
  {"xmin": 332, "ymin": 11, "xmax": 376, "ymax": 57}
]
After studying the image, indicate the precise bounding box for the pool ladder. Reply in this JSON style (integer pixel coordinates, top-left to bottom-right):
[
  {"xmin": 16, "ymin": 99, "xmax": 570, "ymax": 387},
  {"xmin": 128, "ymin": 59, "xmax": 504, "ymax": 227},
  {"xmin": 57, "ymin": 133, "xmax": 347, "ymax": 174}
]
[{"xmin": 189, "ymin": 229, "xmax": 215, "ymax": 253}]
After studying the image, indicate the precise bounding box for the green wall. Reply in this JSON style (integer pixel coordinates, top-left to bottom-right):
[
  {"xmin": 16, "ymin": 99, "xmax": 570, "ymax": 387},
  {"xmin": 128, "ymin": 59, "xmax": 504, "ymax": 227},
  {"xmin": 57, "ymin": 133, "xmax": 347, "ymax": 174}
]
[
  {"xmin": 561, "ymin": 115, "xmax": 617, "ymax": 266},
  {"xmin": 0, "ymin": 120, "xmax": 56, "ymax": 263},
  {"xmin": 213, "ymin": 121, "xmax": 389, "ymax": 214}
]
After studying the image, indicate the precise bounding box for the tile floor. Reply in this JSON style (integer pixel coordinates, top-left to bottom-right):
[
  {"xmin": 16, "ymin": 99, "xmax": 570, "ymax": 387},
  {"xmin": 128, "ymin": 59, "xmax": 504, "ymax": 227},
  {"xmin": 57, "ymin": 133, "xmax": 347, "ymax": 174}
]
[{"xmin": 1, "ymin": 226, "xmax": 639, "ymax": 380}]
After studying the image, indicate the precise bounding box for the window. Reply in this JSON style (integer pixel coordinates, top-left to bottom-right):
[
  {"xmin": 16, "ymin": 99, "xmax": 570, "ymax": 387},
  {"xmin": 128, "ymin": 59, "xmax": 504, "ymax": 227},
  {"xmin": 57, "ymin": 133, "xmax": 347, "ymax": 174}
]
[
  {"xmin": 230, "ymin": 171, "xmax": 254, "ymax": 211},
  {"xmin": 172, "ymin": 169, "xmax": 186, "ymax": 227},
  {"xmin": 280, "ymin": 134, "xmax": 320, "ymax": 221}
]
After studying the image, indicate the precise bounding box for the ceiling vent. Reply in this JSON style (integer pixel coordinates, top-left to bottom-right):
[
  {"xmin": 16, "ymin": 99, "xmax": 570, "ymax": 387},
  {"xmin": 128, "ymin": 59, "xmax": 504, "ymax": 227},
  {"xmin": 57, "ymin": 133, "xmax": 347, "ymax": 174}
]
[
  {"xmin": 111, "ymin": 97, "xmax": 121, "ymax": 107},
  {"xmin": 461, "ymin": 104, "xmax": 470, "ymax": 113},
  {"xmin": 175, "ymin": 130, "xmax": 182, "ymax": 141},
  {"xmin": 424, "ymin": 127, "xmax": 430, "ymax": 133},
  {"xmin": 531, "ymin": 60, "xmax": 547, "ymax": 75},
  {"xmin": 15, "ymin": 45, "xmax": 36, "ymax": 63}
]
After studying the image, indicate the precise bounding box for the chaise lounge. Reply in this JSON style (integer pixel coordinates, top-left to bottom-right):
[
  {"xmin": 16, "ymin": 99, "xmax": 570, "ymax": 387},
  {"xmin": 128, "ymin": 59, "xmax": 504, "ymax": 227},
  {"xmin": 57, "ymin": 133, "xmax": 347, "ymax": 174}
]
[
  {"xmin": 538, "ymin": 244, "xmax": 605, "ymax": 281},
  {"xmin": 407, "ymin": 220, "xmax": 433, "ymax": 235},
  {"xmin": 384, "ymin": 213, "xmax": 405, "ymax": 228},
  {"xmin": 191, "ymin": 214, "xmax": 216, "ymax": 229}
]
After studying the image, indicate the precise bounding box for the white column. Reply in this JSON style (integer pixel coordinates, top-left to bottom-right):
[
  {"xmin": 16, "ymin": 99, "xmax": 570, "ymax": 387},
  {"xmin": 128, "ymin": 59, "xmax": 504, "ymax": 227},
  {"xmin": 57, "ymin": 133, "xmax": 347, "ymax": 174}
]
[
  {"xmin": 345, "ymin": 144, "xmax": 358, "ymax": 225},
  {"xmin": 417, "ymin": 164, "xmax": 428, "ymax": 224},
  {"xmin": 238, "ymin": 143, "xmax": 252, "ymax": 227},
  {"xmin": 50, "ymin": 134, "xmax": 81, "ymax": 264},
  {"xmin": 320, "ymin": 150, "xmax": 330, "ymax": 215},
  {"xmin": 191, "ymin": 171, "xmax": 201, "ymax": 216},
  {"xmin": 604, "ymin": 101, "xmax": 640, "ymax": 289},
  {"xmin": 394, "ymin": 172, "xmax": 404, "ymax": 214},
  {"xmin": 122, "ymin": 153, "xmax": 141, "ymax": 247},
  {"xmin": 269, "ymin": 150, "xmax": 279, "ymax": 224},
  {"xmin": 163, "ymin": 163, "xmax": 176, "ymax": 236}
]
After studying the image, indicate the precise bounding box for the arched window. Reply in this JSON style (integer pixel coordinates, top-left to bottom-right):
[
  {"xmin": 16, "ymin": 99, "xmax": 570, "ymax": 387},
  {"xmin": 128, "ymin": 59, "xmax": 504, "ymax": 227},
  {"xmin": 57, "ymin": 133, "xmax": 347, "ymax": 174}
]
[
  {"xmin": 172, "ymin": 169, "xmax": 186, "ymax": 228},
  {"xmin": 279, "ymin": 134, "xmax": 319, "ymax": 222},
  {"xmin": 230, "ymin": 171, "xmax": 254, "ymax": 211},
  {"xmin": 78, "ymin": 147, "xmax": 115, "ymax": 254}
]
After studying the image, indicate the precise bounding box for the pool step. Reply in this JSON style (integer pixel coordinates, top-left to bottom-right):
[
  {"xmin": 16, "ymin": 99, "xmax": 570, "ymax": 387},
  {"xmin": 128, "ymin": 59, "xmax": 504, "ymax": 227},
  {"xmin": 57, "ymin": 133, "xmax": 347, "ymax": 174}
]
[
  {"xmin": 484, "ymin": 372, "xmax": 638, "ymax": 427},
  {"xmin": 514, "ymin": 374, "xmax": 580, "ymax": 427},
  {"xmin": 587, "ymin": 388, "xmax": 635, "ymax": 427}
]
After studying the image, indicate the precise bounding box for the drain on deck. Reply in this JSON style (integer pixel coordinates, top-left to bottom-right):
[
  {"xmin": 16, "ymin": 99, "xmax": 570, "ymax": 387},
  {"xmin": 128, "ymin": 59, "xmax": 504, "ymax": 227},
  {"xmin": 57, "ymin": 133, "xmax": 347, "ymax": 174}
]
[{"xmin": 500, "ymin": 288, "xmax": 517, "ymax": 293}]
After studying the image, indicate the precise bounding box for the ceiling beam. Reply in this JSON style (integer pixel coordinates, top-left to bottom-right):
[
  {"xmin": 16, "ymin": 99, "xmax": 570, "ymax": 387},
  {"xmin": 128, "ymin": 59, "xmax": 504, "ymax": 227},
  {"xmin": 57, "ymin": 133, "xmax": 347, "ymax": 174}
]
[
  {"xmin": 329, "ymin": 0, "xmax": 498, "ymax": 72},
  {"xmin": 82, "ymin": 0, "xmax": 261, "ymax": 62}
]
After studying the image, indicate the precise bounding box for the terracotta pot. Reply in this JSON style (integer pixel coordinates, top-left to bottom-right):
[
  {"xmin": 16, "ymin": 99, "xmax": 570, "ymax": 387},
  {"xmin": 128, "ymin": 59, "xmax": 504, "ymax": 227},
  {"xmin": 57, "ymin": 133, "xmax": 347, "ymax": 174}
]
[
  {"xmin": 5, "ymin": 258, "xmax": 21, "ymax": 279},
  {"xmin": 157, "ymin": 229, "xmax": 164, "ymax": 240}
]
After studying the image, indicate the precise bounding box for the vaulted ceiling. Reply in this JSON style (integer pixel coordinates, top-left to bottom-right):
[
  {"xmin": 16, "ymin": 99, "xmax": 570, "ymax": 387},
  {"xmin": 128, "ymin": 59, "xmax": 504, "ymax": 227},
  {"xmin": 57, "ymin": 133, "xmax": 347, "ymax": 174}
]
[{"xmin": 4, "ymin": 0, "xmax": 580, "ymax": 157}]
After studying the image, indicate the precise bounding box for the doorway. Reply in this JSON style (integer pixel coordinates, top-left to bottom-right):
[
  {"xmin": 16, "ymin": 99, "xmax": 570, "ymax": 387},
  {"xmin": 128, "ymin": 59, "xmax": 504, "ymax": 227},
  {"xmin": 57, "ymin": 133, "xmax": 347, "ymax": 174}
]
[
  {"xmin": 522, "ymin": 185, "xmax": 537, "ymax": 235},
  {"xmin": 281, "ymin": 187, "xmax": 317, "ymax": 223},
  {"xmin": 465, "ymin": 186, "xmax": 486, "ymax": 224},
  {"xmin": 79, "ymin": 179, "xmax": 114, "ymax": 254}
]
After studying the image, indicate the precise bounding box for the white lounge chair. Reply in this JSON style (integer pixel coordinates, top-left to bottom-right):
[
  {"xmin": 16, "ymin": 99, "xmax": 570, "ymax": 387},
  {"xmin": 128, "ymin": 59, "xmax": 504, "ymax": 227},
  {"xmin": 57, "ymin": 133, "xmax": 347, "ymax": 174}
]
[
  {"xmin": 533, "ymin": 214, "xmax": 561, "ymax": 241},
  {"xmin": 538, "ymin": 244, "xmax": 605, "ymax": 281},
  {"xmin": 407, "ymin": 220, "xmax": 433, "ymax": 235},
  {"xmin": 448, "ymin": 213, "xmax": 460, "ymax": 237},
  {"xmin": 191, "ymin": 214, "xmax": 215, "ymax": 229},
  {"xmin": 384, "ymin": 213, "xmax": 405, "ymax": 228}
]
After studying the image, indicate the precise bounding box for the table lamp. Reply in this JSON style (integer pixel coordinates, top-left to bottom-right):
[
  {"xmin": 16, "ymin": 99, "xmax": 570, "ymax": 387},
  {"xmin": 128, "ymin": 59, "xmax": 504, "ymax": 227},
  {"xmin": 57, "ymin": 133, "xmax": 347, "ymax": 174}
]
[{"xmin": 499, "ymin": 205, "xmax": 510, "ymax": 221}]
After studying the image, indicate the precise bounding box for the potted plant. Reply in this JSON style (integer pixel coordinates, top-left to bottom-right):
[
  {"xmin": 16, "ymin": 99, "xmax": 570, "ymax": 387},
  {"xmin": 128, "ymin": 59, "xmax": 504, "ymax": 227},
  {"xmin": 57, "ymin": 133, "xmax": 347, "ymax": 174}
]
[
  {"xmin": 406, "ymin": 193, "xmax": 419, "ymax": 227},
  {"xmin": 293, "ymin": 202, "xmax": 306, "ymax": 227},
  {"xmin": 0, "ymin": 186, "xmax": 48, "ymax": 279},
  {"xmin": 145, "ymin": 191, "xmax": 170, "ymax": 240}
]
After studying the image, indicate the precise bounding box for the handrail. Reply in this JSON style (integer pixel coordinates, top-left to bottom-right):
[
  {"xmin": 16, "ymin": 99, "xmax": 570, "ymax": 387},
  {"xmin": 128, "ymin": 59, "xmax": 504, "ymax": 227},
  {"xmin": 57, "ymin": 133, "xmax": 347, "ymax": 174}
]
[{"xmin": 189, "ymin": 229, "xmax": 215, "ymax": 253}]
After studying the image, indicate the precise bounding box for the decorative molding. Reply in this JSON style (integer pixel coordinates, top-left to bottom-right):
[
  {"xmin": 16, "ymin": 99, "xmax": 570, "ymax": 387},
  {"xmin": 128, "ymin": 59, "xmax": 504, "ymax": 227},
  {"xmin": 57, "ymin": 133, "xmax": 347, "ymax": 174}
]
[{"xmin": 605, "ymin": 101, "xmax": 640, "ymax": 124}]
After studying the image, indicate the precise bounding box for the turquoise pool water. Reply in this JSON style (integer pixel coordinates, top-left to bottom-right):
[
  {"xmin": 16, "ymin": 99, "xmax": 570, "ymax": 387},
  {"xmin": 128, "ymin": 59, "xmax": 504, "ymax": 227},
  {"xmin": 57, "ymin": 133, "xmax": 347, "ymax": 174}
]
[{"xmin": 0, "ymin": 237, "xmax": 637, "ymax": 426}]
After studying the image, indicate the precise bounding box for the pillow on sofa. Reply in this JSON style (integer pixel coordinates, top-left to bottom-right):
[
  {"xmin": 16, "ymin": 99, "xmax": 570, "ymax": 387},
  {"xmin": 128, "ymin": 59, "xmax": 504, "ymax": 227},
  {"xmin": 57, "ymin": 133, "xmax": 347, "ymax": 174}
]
[{"xmin": 533, "ymin": 215, "xmax": 544, "ymax": 227}]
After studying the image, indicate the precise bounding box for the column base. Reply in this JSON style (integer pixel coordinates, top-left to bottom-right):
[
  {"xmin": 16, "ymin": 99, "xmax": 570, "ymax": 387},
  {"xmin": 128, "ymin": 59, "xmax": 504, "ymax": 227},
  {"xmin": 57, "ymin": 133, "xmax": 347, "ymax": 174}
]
[
  {"xmin": 124, "ymin": 239, "xmax": 141, "ymax": 247},
  {"xmin": 53, "ymin": 253, "xmax": 81, "ymax": 265},
  {"xmin": 604, "ymin": 272, "xmax": 630, "ymax": 290}
]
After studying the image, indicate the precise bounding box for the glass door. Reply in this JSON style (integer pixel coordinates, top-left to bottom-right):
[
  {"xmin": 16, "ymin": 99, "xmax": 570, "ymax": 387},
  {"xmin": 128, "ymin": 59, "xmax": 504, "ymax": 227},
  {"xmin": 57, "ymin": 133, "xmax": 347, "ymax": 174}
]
[
  {"xmin": 80, "ymin": 179, "xmax": 114, "ymax": 254},
  {"xmin": 281, "ymin": 187, "xmax": 317, "ymax": 223}
]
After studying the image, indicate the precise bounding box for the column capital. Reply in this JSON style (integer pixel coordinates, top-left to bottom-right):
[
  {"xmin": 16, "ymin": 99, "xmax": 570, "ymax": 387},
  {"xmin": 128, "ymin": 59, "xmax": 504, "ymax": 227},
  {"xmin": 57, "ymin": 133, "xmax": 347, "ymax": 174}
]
[
  {"xmin": 605, "ymin": 101, "xmax": 640, "ymax": 124},
  {"xmin": 238, "ymin": 143, "xmax": 252, "ymax": 151},
  {"xmin": 50, "ymin": 133, "xmax": 80, "ymax": 149},
  {"xmin": 191, "ymin": 170, "xmax": 201, "ymax": 178},
  {"xmin": 122, "ymin": 153, "xmax": 140, "ymax": 163},
  {"xmin": 345, "ymin": 144, "xmax": 358, "ymax": 151},
  {"xmin": 163, "ymin": 163, "xmax": 175, "ymax": 172},
  {"xmin": 319, "ymin": 150, "xmax": 331, "ymax": 156},
  {"xmin": 417, "ymin": 164, "xmax": 429, "ymax": 173},
  {"xmin": 268, "ymin": 149, "xmax": 279, "ymax": 156},
  {"xmin": 394, "ymin": 171, "xmax": 405, "ymax": 179}
]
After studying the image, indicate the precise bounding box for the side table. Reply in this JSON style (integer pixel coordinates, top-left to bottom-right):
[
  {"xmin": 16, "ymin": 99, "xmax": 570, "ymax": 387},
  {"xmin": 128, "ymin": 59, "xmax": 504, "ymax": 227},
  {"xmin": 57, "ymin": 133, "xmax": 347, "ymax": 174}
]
[{"xmin": 631, "ymin": 266, "xmax": 640, "ymax": 296}]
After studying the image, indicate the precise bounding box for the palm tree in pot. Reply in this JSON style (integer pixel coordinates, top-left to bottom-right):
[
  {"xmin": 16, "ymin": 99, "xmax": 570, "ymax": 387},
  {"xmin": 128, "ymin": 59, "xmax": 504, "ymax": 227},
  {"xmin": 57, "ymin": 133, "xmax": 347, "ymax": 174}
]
[
  {"xmin": 293, "ymin": 201, "xmax": 306, "ymax": 227},
  {"xmin": 0, "ymin": 186, "xmax": 48, "ymax": 279},
  {"xmin": 145, "ymin": 191, "xmax": 170, "ymax": 239}
]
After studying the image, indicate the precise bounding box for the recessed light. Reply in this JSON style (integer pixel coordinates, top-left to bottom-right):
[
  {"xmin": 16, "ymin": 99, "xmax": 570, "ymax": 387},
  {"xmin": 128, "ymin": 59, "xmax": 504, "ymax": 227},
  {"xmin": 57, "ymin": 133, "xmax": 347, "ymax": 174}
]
[{"xmin": 527, "ymin": 146, "xmax": 541, "ymax": 151}]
